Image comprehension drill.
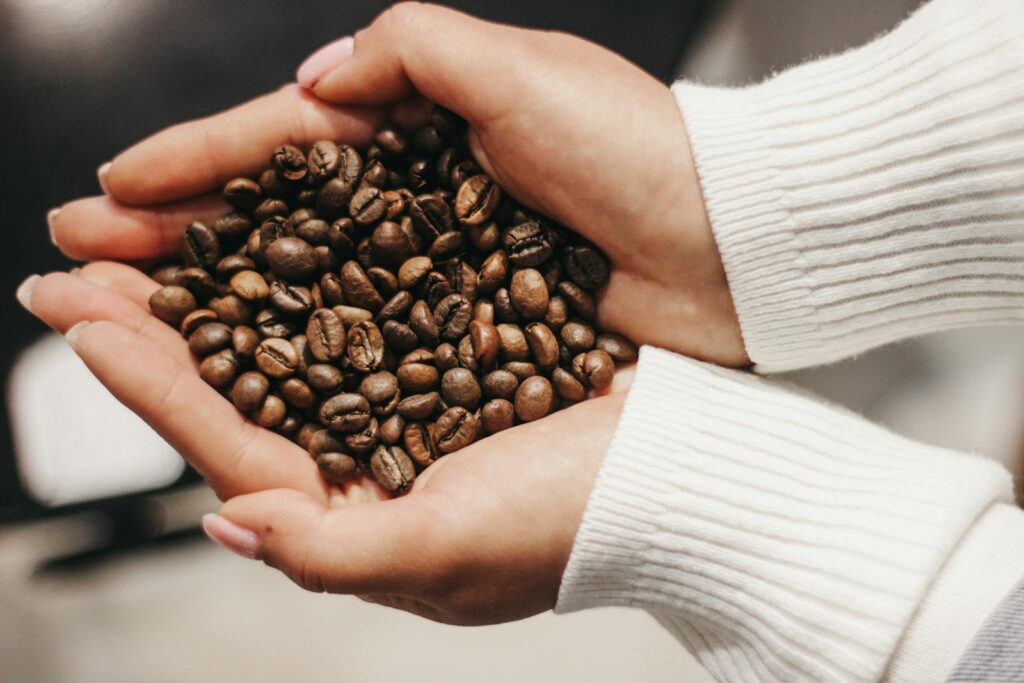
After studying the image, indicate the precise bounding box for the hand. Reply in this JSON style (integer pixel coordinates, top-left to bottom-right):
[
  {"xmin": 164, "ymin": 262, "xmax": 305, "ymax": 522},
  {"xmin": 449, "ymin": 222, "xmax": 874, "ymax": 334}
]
[
  {"xmin": 48, "ymin": 3, "xmax": 748, "ymax": 366},
  {"xmin": 19, "ymin": 264, "xmax": 630, "ymax": 624}
]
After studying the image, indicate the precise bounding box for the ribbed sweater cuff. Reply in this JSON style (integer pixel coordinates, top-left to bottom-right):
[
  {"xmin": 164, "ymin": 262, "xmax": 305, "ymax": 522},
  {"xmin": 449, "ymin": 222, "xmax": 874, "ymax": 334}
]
[
  {"xmin": 675, "ymin": 0, "xmax": 1024, "ymax": 372},
  {"xmin": 556, "ymin": 346, "xmax": 1012, "ymax": 683}
]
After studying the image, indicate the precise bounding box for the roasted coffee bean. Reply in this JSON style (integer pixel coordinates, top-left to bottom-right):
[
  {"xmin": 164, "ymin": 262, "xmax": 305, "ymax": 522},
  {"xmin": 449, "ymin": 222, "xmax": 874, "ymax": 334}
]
[
  {"xmin": 474, "ymin": 299, "xmax": 495, "ymax": 324},
  {"xmin": 428, "ymin": 231, "xmax": 467, "ymax": 264},
  {"xmin": 374, "ymin": 129, "xmax": 408, "ymax": 157},
  {"xmin": 308, "ymin": 429, "xmax": 346, "ymax": 457},
  {"xmin": 403, "ymin": 422, "xmax": 437, "ymax": 467},
  {"xmin": 255, "ymin": 198, "xmax": 291, "ymax": 224},
  {"xmin": 396, "ymin": 362, "xmax": 439, "ymax": 394},
  {"xmin": 383, "ymin": 190, "xmax": 408, "ymax": 220},
  {"xmin": 398, "ymin": 256, "xmax": 432, "ymax": 291},
  {"xmin": 231, "ymin": 371, "xmax": 270, "ymax": 412},
  {"xmin": 540, "ymin": 258, "xmax": 563, "ymax": 293},
  {"xmin": 467, "ymin": 221, "xmax": 501, "ymax": 252},
  {"xmin": 350, "ymin": 185, "xmax": 387, "ymax": 225},
  {"xmin": 313, "ymin": 245, "xmax": 338, "ymax": 274},
  {"xmin": 209, "ymin": 295, "xmax": 253, "ymax": 327},
  {"xmin": 432, "ymin": 105, "xmax": 468, "ymax": 141},
  {"xmin": 400, "ymin": 348, "xmax": 436, "ymax": 366},
  {"xmin": 514, "ymin": 376, "xmax": 555, "ymax": 422},
  {"xmin": 370, "ymin": 221, "xmax": 415, "ymax": 267},
  {"xmin": 525, "ymin": 322, "xmax": 559, "ymax": 372},
  {"xmin": 380, "ymin": 414, "xmax": 406, "ymax": 446},
  {"xmin": 369, "ymin": 445, "xmax": 416, "ymax": 493},
  {"xmin": 199, "ymin": 349, "xmax": 238, "ymax": 389},
  {"xmin": 258, "ymin": 168, "xmax": 292, "ymax": 199},
  {"xmin": 336, "ymin": 145, "xmax": 363, "ymax": 186},
  {"xmin": 494, "ymin": 287, "xmax": 521, "ymax": 323},
  {"xmin": 347, "ymin": 321, "xmax": 385, "ymax": 372},
  {"xmin": 319, "ymin": 272, "xmax": 346, "ymax": 307},
  {"xmin": 307, "ymin": 363, "xmax": 345, "ymax": 394},
  {"xmin": 397, "ymin": 392, "xmax": 441, "ymax": 421},
  {"xmin": 216, "ymin": 254, "xmax": 257, "ymax": 280},
  {"xmin": 150, "ymin": 264, "xmax": 182, "ymax": 286},
  {"xmin": 477, "ymin": 250, "xmax": 508, "ymax": 294},
  {"xmin": 173, "ymin": 267, "xmax": 218, "ymax": 302},
  {"xmin": 254, "ymin": 308, "xmax": 296, "ymax": 338},
  {"xmin": 434, "ymin": 293, "xmax": 472, "ymax": 341},
  {"xmin": 180, "ymin": 308, "xmax": 219, "ymax": 337},
  {"xmin": 307, "ymin": 140, "xmax": 341, "ymax": 182},
  {"xmin": 454, "ymin": 175, "xmax": 501, "ymax": 226},
  {"xmin": 382, "ymin": 320, "xmax": 419, "ymax": 353},
  {"xmin": 510, "ymin": 268, "xmax": 549, "ymax": 320},
  {"xmin": 561, "ymin": 321, "xmax": 596, "ymax": 353},
  {"xmin": 580, "ymin": 349, "xmax": 615, "ymax": 391},
  {"xmin": 544, "ymin": 296, "xmax": 570, "ymax": 331},
  {"xmin": 420, "ymin": 271, "xmax": 453, "ymax": 309},
  {"xmin": 254, "ymin": 337, "xmax": 300, "ymax": 378},
  {"xmin": 410, "ymin": 193, "xmax": 454, "ymax": 241},
  {"xmin": 434, "ymin": 343, "xmax": 459, "ymax": 372},
  {"xmin": 360, "ymin": 371, "xmax": 400, "ymax": 417},
  {"xmin": 596, "ymin": 333, "xmax": 638, "ymax": 362},
  {"xmin": 212, "ymin": 213, "xmax": 254, "ymax": 245},
  {"xmin": 182, "ymin": 222, "xmax": 221, "ymax": 269},
  {"xmin": 189, "ymin": 322, "xmax": 232, "ymax": 356},
  {"xmin": 552, "ymin": 367, "xmax": 586, "ymax": 403},
  {"xmin": 376, "ymin": 290, "xmax": 414, "ymax": 323},
  {"xmin": 297, "ymin": 423, "xmax": 323, "ymax": 451},
  {"xmin": 481, "ymin": 399, "xmax": 515, "ymax": 434},
  {"xmin": 232, "ymin": 325, "xmax": 260, "ymax": 360},
  {"xmin": 279, "ymin": 411, "xmax": 304, "ymax": 435},
  {"xmin": 296, "ymin": 218, "xmax": 330, "ymax": 246},
  {"xmin": 411, "ymin": 125, "xmax": 444, "ymax": 156},
  {"xmin": 272, "ymin": 145, "xmax": 307, "ymax": 181},
  {"xmin": 481, "ymin": 369, "xmax": 519, "ymax": 400},
  {"xmin": 333, "ymin": 304, "xmax": 374, "ymax": 326},
  {"xmin": 306, "ymin": 308, "xmax": 346, "ymax": 361},
  {"xmin": 407, "ymin": 159, "xmax": 432, "ymax": 191},
  {"xmin": 223, "ymin": 178, "xmax": 263, "ymax": 211},
  {"xmin": 230, "ymin": 270, "xmax": 269, "ymax": 301},
  {"xmin": 290, "ymin": 335, "xmax": 313, "ymax": 377},
  {"xmin": 319, "ymin": 393, "xmax": 372, "ymax": 433},
  {"xmin": 563, "ymin": 245, "xmax": 610, "ymax": 290},
  {"xmin": 345, "ymin": 417, "xmax": 381, "ymax": 455},
  {"xmin": 268, "ymin": 281, "xmax": 314, "ymax": 316},
  {"xmin": 318, "ymin": 177, "xmax": 357, "ymax": 219},
  {"xmin": 468, "ymin": 319, "xmax": 500, "ymax": 370},
  {"xmin": 253, "ymin": 394, "xmax": 287, "ymax": 428},
  {"xmin": 280, "ymin": 377, "xmax": 316, "ymax": 410},
  {"xmin": 317, "ymin": 452, "xmax": 358, "ymax": 485},
  {"xmin": 265, "ymin": 236, "xmax": 317, "ymax": 281},
  {"xmin": 496, "ymin": 323, "xmax": 530, "ymax": 361},
  {"xmin": 366, "ymin": 267, "xmax": 399, "ymax": 300},
  {"xmin": 446, "ymin": 259, "xmax": 478, "ymax": 302},
  {"xmin": 557, "ymin": 281, "xmax": 596, "ymax": 320},
  {"xmin": 441, "ymin": 368, "xmax": 482, "ymax": 410},
  {"xmin": 504, "ymin": 221, "xmax": 553, "ymax": 267},
  {"xmin": 434, "ymin": 406, "xmax": 479, "ymax": 454},
  {"xmin": 503, "ymin": 361, "xmax": 539, "ymax": 382},
  {"xmin": 339, "ymin": 261, "xmax": 384, "ymax": 312}
]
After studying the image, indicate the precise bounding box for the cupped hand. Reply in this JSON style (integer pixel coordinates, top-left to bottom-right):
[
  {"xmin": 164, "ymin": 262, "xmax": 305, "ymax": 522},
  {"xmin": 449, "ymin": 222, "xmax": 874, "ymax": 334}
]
[
  {"xmin": 20, "ymin": 265, "xmax": 628, "ymax": 624},
  {"xmin": 48, "ymin": 2, "xmax": 747, "ymax": 366}
]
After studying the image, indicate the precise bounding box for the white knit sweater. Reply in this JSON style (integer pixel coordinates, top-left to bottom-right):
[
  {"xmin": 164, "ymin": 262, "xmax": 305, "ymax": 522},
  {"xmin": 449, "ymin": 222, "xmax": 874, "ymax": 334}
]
[{"xmin": 555, "ymin": 0, "xmax": 1024, "ymax": 681}]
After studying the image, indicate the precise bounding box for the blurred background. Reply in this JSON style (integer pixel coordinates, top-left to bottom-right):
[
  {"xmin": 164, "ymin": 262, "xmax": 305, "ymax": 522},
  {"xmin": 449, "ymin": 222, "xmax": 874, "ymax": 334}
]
[{"xmin": 2, "ymin": 0, "xmax": 1022, "ymax": 681}]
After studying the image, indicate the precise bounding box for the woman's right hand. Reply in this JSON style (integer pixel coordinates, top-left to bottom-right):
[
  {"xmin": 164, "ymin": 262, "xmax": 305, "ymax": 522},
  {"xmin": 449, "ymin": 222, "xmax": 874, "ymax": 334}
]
[{"xmin": 50, "ymin": 3, "xmax": 748, "ymax": 366}]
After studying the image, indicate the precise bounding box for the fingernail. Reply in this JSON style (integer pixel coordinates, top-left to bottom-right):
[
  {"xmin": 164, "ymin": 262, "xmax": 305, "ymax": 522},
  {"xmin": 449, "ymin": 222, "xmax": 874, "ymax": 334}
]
[
  {"xmin": 297, "ymin": 36, "xmax": 354, "ymax": 88},
  {"xmin": 97, "ymin": 161, "xmax": 112, "ymax": 194},
  {"xmin": 64, "ymin": 321, "xmax": 90, "ymax": 348},
  {"xmin": 47, "ymin": 208, "xmax": 60, "ymax": 246},
  {"xmin": 202, "ymin": 513, "xmax": 261, "ymax": 560},
  {"xmin": 16, "ymin": 274, "xmax": 40, "ymax": 312}
]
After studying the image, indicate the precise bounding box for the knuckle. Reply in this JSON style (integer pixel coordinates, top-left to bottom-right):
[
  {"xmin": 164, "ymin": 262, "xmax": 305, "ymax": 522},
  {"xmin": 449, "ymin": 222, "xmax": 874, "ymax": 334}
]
[{"xmin": 379, "ymin": 1, "xmax": 428, "ymax": 35}]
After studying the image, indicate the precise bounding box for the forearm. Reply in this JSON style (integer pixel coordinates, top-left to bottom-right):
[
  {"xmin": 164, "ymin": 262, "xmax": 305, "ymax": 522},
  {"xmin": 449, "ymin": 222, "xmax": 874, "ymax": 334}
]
[
  {"xmin": 677, "ymin": 0, "xmax": 1024, "ymax": 372},
  {"xmin": 556, "ymin": 347, "xmax": 1012, "ymax": 682}
]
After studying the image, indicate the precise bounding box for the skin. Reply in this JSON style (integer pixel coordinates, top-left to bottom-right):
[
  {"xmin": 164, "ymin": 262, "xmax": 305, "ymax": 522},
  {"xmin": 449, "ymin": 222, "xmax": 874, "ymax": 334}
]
[{"xmin": 29, "ymin": 3, "xmax": 746, "ymax": 624}]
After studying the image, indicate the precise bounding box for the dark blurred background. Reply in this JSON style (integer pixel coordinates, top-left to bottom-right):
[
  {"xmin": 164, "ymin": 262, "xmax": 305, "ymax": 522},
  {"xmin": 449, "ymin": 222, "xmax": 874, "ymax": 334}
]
[{"xmin": 0, "ymin": 0, "xmax": 712, "ymax": 522}]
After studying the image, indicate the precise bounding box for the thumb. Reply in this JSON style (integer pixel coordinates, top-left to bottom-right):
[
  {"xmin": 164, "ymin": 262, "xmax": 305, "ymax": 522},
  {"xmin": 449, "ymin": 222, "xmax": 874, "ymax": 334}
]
[
  {"xmin": 300, "ymin": 3, "xmax": 581, "ymax": 125},
  {"xmin": 204, "ymin": 488, "xmax": 439, "ymax": 594}
]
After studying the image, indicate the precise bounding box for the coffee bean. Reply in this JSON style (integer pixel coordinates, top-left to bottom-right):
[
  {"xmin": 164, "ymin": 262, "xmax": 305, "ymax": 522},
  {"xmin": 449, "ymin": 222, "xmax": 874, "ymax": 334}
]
[
  {"xmin": 182, "ymin": 222, "xmax": 221, "ymax": 269},
  {"xmin": 254, "ymin": 337, "xmax": 300, "ymax": 378},
  {"xmin": 503, "ymin": 361, "xmax": 539, "ymax": 382},
  {"xmin": 396, "ymin": 362, "xmax": 439, "ymax": 394},
  {"xmin": 300, "ymin": 425, "xmax": 329, "ymax": 452},
  {"xmin": 290, "ymin": 335, "xmax": 313, "ymax": 377},
  {"xmin": 307, "ymin": 363, "xmax": 345, "ymax": 394},
  {"xmin": 188, "ymin": 322, "xmax": 232, "ymax": 356},
  {"xmin": 268, "ymin": 281, "xmax": 314, "ymax": 316},
  {"xmin": 481, "ymin": 369, "xmax": 519, "ymax": 400},
  {"xmin": 552, "ymin": 367, "xmax": 586, "ymax": 403},
  {"xmin": 332, "ymin": 304, "xmax": 374, "ymax": 326},
  {"xmin": 434, "ymin": 406, "xmax": 479, "ymax": 454},
  {"xmin": 199, "ymin": 349, "xmax": 238, "ymax": 389},
  {"xmin": 398, "ymin": 256, "xmax": 432, "ymax": 291},
  {"xmin": 481, "ymin": 398, "xmax": 515, "ymax": 434},
  {"xmin": 370, "ymin": 221, "xmax": 417, "ymax": 267},
  {"xmin": 561, "ymin": 321, "xmax": 596, "ymax": 353},
  {"xmin": 403, "ymin": 422, "xmax": 437, "ymax": 466},
  {"xmin": 468, "ymin": 320, "xmax": 500, "ymax": 370},
  {"xmin": 306, "ymin": 308, "xmax": 346, "ymax": 362},
  {"xmin": 216, "ymin": 254, "xmax": 257, "ymax": 280},
  {"xmin": 496, "ymin": 323, "xmax": 530, "ymax": 362},
  {"xmin": 272, "ymin": 145, "xmax": 307, "ymax": 181},
  {"xmin": 174, "ymin": 267, "xmax": 218, "ymax": 302},
  {"xmin": 254, "ymin": 308, "xmax": 296, "ymax": 338},
  {"xmin": 254, "ymin": 198, "xmax": 291, "ymax": 224},
  {"xmin": 510, "ymin": 269, "xmax": 549, "ymax": 320},
  {"xmin": 411, "ymin": 125, "xmax": 444, "ymax": 156},
  {"xmin": 345, "ymin": 417, "xmax": 381, "ymax": 455},
  {"xmin": 596, "ymin": 333, "xmax": 638, "ymax": 362},
  {"xmin": 400, "ymin": 348, "xmax": 436, "ymax": 366},
  {"xmin": 228, "ymin": 326, "xmax": 258, "ymax": 361},
  {"xmin": 347, "ymin": 321, "xmax": 385, "ymax": 372},
  {"xmin": 296, "ymin": 218, "xmax": 330, "ymax": 246},
  {"xmin": 253, "ymin": 394, "xmax": 287, "ymax": 428},
  {"xmin": 180, "ymin": 308, "xmax": 219, "ymax": 337},
  {"xmin": 339, "ymin": 261, "xmax": 384, "ymax": 312},
  {"xmin": 421, "ymin": 271, "xmax": 454, "ymax": 309},
  {"xmin": 150, "ymin": 285, "xmax": 197, "ymax": 325},
  {"xmin": 582, "ymin": 349, "xmax": 615, "ymax": 391},
  {"xmin": 350, "ymin": 185, "xmax": 387, "ymax": 226},
  {"xmin": 454, "ymin": 175, "xmax": 501, "ymax": 226},
  {"xmin": 279, "ymin": 377, "xmax": 316, "ymax": 410},
  {"xmin": 258, "ymin": 168, "xmax": 292, "ymax": 199},
  {"xmin": 231, "ymin": 371, "xmax": 270, "ymax": 412},
  {"xmin": 319, "ymin": 393, "xmax": 372, "ymax": 433},
  {"xmin": 360, "ymin": 371, "xmax": 400, "ymax": 417},
  {"xmin": 434, "ymin": 343, "xmax": 459, "ymax": 372},
  {"xmin": 397, "ymin": 392, "xmax": 441, "ymax": 421},
  {"xmin": 370, "ymin": 445, "xmax": 416, "ymax": 493},
  {"xmin": 467, "ymin": 221, "xmax": 501, "ymax": 252},
  {"xmin": 563, "ymin": 245, "xmax": 610, "ymax": 290},
  {"xmin": 209, "ymin": 295, "xmax": 253, "ymax": 327},
  {"xmin": 380, "ymin": 414, "xmax": 406, "ymax": 446},
  {"xmin": 382, "ymin": 320, "xmax": 419, "ymax": 353},
  {"xmin": 223, "ymin": 178, "xmax": 263, "ymax": 211},
  {"xmin": 544, "ymin": 296, "xmax": 570, "ymax": 331},
  {"xmin": 428, "ymin": 231, "xmax": 467, "ymax": 264},
  {"xmin": 514, "ymin": 376, "xmax": 555, "ymax": 422},
  {"xmin": 376, "ymin": 291, "xmax": 414, "ymax": 324},
  {"xmin": 474, "ymin": 299, "xmax": 495, "ymax": 324},
  {"xmin": 504, "ymin": 221, "xmax": 553, "ymax": 267},
  {"xmin": 230, "ymin": 270, "xmax": 269, "ymax": 301},
  {"xmin": 477, "ymin": 250, "xmax": 508, "ymax": 295},
  {"xmin": 307, "ymin": 140, "xmax": 340, "ymax": 182},
  {"xmin": 317, "ymin": 452, "xmax": 358, "ymax": 485},
  {"xmin": 494, "ymin": 287, "xmax": 521, "ymax": 324},
  {"xmin": 441, "ymin": 367, "xmax": 481, "ymax": 410},
  {"xmin": 410, "ymin": 193, "xmax": 454, "ymax": 241},
  {"xmin": 433, "ymin": 293, "xmax": 472, "ymax": 341},
  {"xmin": 265, "ymin": 236, "xmax": 317, "ymax": 281},
  {"xmin": 150, "ymin": 264, "xmax": 182, "ymax": 286},
  {"xmin": 525, "ymin": 322, "xmax": 559, "ymax": 372}
]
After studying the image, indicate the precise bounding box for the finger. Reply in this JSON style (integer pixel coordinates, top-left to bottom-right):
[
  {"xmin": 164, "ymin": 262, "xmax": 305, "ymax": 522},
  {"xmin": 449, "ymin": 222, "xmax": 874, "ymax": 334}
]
[
  {"xmin": 75, "ymin": 261, "xmax": 164, "ymax": 310},
  {"xmin": 24, "ymin": 272, "xmax": 193, "ymax": 368},
  {"xmin": 51, "ymin": 194, "xmax": 225, "ymax": 260},
  {"xmin": 106, "ymin": 84, "xmax": 386, "ymax": 206},
  {"xmin": 64, "ymin": 320, "xmax": 327, "ymax": 501},
  {"xmin": 213, "ymin": 488, "xmax": 444, "ymax": 594}
]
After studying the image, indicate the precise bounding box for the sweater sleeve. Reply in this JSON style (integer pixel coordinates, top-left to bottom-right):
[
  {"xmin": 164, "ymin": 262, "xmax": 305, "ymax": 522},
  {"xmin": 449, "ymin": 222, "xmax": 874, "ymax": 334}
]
[
  {"xmin": 675, "ymin": 0, "xmax": 1024, "ymax": 373},
  {"xmin": 555, "ymin": 346, "xmax": 1012, "ymax": 683}
]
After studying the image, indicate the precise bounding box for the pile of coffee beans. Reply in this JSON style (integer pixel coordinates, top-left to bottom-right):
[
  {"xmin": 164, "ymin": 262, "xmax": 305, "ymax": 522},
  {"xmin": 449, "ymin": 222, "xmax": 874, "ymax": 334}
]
[{"xmin": 148, "ymin": 106, "xmax": 637, "ymax": 494}]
